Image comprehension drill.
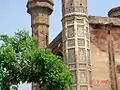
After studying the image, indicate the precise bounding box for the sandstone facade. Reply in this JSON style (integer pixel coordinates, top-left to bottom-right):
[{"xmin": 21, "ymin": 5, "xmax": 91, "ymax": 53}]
[{"xmin": 27, "ymin": 0, "xmax": 120, "ymax": 90}]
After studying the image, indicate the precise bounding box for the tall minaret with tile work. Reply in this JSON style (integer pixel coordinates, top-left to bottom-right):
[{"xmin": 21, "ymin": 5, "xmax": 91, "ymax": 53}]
[{"xmin": 62, "ymin": 0, "xmax": 92, "ymax": 89}]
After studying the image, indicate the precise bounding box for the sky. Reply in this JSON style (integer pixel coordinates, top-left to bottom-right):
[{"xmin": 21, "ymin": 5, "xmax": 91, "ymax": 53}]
[{"xmin": 0, "ymin": 0, "xmax": 120, "ymax": 90}]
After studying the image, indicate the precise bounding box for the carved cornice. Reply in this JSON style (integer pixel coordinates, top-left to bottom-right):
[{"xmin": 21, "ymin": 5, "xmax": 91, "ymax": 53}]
[
  {"xmin": 63, "ymin": 7, "xmax": 87, "ymax": 16},
  {"xmin": 89, "ymin": 16, "xmax": 120, "ymax": 26}
]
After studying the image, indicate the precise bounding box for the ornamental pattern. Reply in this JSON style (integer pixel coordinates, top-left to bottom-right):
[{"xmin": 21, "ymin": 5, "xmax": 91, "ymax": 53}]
[
  {"xmin": 67, "ymin": 20, "xmax": 74, "ymax": 25},
  {"xmin": 64, "ymin": 7, "xmax": 87, "ymax": 15},
  {"xmin": 68, "ymin": 48, "xmax": 76, "ymax": 63},
  {"xmin": 69, "ymin": 64, "xmax": 76, "ymax": 69},
  {"xmin": 77, "ymin": 25, "xmax": 84, "ymax": 37},
  {"xmin": 71, "ymin": 70, "xmax": 77, "ymax": 84},
  {"xmin": 68, "ymin": 39, "xmax": 75, "ymax": 47},
  {"xmin": 78, "ymin": 39, "xmax": 85, "ymax": 46},
  {"xmin": 80, "ymin": 86, "xmax": 88, "ymax": 90},
  {"xmin": 87, "ymin": 49, "xmax": 90, "ymax": 65},
  {"xmin": 67, "ymin": 26, "xmax": 74, "ymax": 38},
  {"xmin": 79, "ymin": 64, "xmax": 86, "ymax": 68},
  {"xmin": 79, "ymin": 48, "xmax": 86, "ymax": 62},
  {"xmin": 77, "ymin": 19, "xmax": 84, "ymax": 24},
  {"xmin": 80, "ymin": 71, "xmax": 87, "ymax": 84},
  {"xmin": 87, "ymin": 40, "xmax": 89, "ymax": 48}
]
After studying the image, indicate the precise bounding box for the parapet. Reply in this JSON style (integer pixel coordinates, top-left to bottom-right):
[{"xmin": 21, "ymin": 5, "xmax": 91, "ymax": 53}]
[{"xmin": 89, "ymin": 16, "xmax": 120, "ymax": 26}]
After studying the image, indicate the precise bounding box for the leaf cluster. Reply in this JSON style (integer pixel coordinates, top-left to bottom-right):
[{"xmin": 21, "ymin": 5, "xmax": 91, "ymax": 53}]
[{"xmin": 0, "ymin": 30, "xmax": 73, "ymax": 90}]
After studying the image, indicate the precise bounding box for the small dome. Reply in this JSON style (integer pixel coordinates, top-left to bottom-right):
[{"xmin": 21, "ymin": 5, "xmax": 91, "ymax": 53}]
[{"xmin": 108, "ymin": 6, "xmax": 120, "ymax": 18}]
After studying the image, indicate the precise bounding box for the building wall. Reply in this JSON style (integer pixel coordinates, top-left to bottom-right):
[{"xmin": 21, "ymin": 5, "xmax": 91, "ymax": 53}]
[
  {"xmin": 90, "ymin": 25, "xmax": 120, "ymax": 90},
  {"xmin": 49, "ymin": 24, "xmax": 120, "ymax": 90}
]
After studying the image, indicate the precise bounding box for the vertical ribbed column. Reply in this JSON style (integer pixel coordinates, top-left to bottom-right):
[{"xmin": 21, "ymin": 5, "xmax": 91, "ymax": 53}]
[
  {"xmin": 107, "ymin": 31, "xmax": 118, "ymax": 90},
  {"xmin": 62, "ymin": 0, "xmax": 92, "ymax": 90}
]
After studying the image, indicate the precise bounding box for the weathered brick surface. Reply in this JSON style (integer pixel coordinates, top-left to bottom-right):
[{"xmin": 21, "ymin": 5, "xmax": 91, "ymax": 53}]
[{"xmin": 49, "ymin": 17, "xmax": 120, "ymax": 90}]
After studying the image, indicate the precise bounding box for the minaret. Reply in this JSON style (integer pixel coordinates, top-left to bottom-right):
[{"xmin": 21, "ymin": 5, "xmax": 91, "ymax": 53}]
[
  {"xmin": 62, "ymin": 0, "xmax": 92, "ymax": 90},
  {"xmin": 27, "ymin": 0, "xmax": 53, "ymax": 90},
  {"xmin": 27, "ymin": 0, "xmax": 53, "ymax": 48}
]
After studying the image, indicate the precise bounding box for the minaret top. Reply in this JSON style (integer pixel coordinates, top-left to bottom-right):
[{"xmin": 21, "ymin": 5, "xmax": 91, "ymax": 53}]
[
  {"xmin": 62, "ymin": 0, "xmax": 88, "ymax": 16},
  {"xmin": 27, "ymin": 0, "xmax": 54, "ymax": 15}
]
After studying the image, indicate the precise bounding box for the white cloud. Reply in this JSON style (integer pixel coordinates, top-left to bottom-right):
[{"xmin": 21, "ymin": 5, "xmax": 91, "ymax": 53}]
[{"xmin": 18, "ymin": 83, "xmax": 31, "ymax": 90}]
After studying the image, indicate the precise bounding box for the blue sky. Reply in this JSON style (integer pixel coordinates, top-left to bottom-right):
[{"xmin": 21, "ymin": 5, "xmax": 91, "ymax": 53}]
[
  {"xmin": 0, "ymin": 0, "xmax": 120, "ymax": 90},
  {"xmin": 0, "ymin": 0, "xmax": 120, "ymax": 41}
]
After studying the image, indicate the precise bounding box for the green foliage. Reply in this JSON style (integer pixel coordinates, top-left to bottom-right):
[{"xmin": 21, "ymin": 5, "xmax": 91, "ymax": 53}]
[{"xmin": 0, "ymin": 30, "xmax": 73, "ymax": 90}]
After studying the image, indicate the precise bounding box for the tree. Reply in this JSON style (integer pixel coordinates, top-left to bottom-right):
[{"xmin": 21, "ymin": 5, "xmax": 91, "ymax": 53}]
[{"xmin": 0, "ymin": 30, "xmax": 73, "ymax": 90}]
